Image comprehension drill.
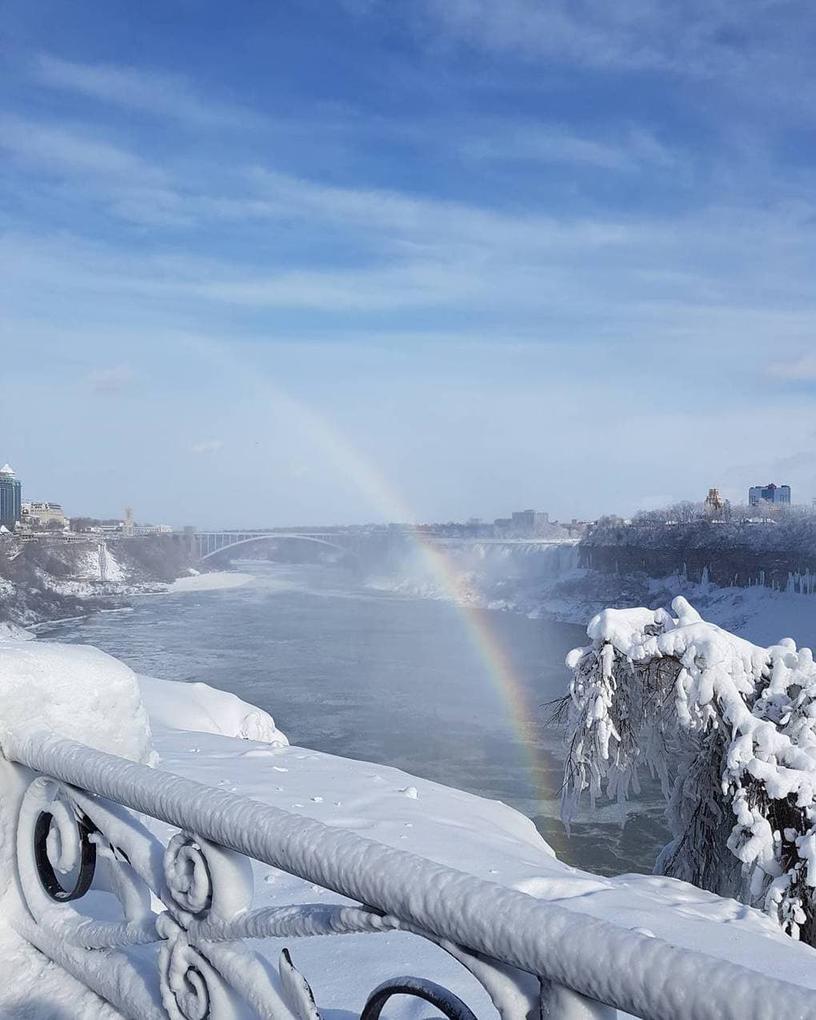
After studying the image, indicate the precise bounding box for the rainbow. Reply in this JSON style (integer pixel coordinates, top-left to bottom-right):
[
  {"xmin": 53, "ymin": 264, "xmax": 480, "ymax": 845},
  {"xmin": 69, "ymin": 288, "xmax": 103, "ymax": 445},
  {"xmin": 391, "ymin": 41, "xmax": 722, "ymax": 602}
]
[
  {"xmin": 190, "ymin": 338, "xmax": 548, "ymax": 801},
  {"xmin": 409, "ymin": 536, "xmax": 547, "ymax": 785}
]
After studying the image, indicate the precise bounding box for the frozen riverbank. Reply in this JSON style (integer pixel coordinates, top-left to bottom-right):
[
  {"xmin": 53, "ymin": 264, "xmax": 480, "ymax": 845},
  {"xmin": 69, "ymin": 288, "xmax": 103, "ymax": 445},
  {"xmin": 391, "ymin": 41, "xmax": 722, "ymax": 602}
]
[{"xmin": 0, "ymin": 534, "xmax": 198, "ymax": 628}]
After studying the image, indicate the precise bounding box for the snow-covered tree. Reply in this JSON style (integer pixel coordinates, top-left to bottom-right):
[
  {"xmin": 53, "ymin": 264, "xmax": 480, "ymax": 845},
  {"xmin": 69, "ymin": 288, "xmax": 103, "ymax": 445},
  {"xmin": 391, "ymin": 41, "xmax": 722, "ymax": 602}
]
[{"xmin": 559, "ymin": 597, "xmax": 816, "ymax": 944}]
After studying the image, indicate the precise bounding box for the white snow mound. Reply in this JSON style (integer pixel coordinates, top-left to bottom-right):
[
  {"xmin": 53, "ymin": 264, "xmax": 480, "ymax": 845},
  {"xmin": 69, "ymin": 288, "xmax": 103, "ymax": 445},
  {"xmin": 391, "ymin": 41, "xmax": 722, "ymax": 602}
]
[
  {"xmin": 0, "ymin": 640, "xmax": 152, "ymax": 764},
  {"xmin": 139, "ymin": 674, "xmax": 287, "ymax": 746}
]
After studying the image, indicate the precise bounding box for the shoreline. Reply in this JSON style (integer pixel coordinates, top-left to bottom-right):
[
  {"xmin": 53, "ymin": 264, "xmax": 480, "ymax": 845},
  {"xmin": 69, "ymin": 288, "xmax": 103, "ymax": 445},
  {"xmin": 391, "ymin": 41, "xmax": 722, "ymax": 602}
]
[{"xmin": 15, "ymin": 570, "xmax": 256, "ymax": 638}]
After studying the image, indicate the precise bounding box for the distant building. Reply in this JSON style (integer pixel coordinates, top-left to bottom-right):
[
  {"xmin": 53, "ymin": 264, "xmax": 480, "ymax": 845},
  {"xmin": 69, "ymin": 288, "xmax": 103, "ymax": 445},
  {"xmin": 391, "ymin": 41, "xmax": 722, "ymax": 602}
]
[
  {"xmin": 21, "ymin": 501, "xmax": 67, "ymax": 529},
  {"xmin": 135, "ymin": 523, "xmax": 174, "ymax": 535},
  {"xmin": 749, "ymin": 483, "xmax": 791, "ymax": 507},
  {"xmin": 510, "ymin": 509, "xmax": 550, "ymax": 535},
  {"xmin": 0, "ymin": 464, "xmax": 22, "ymax": 530},
  {"xmin": 704, "ymin": 488, "xmax": 729, "ymax": 517}
]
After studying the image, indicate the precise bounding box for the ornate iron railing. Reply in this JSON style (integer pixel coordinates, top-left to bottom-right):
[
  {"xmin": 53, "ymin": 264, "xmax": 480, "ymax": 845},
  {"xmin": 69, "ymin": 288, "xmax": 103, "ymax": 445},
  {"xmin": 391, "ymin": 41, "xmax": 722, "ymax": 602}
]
[{"xmin": 4, "ymin": 729, "xmax": 815, "ymax": 1020}]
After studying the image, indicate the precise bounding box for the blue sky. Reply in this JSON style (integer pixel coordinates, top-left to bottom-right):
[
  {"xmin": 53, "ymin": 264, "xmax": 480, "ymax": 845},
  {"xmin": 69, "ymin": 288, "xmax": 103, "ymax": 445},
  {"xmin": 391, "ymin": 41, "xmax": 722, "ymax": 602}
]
[{"xmin": 2, "ymin": 1, "xmax": 815, "ymax": 526}]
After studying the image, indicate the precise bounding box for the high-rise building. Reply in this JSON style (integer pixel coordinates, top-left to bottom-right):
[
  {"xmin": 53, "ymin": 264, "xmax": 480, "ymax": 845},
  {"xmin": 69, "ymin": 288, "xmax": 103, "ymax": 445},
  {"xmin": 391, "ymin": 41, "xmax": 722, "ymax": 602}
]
[
  {"xmin": 0, "ymin": 464, "xmax": 22, "ymax": 530},
  {"xmin": 704, "ymin": 488, "xmax": 726, "ymax": 514},
  {"xmin": 509, "ymin": 509, "xmax": 550, "ymax": 535},
  {"xmin": 749, "ymin": 482, "xmax": 791, "ymax": 507}
]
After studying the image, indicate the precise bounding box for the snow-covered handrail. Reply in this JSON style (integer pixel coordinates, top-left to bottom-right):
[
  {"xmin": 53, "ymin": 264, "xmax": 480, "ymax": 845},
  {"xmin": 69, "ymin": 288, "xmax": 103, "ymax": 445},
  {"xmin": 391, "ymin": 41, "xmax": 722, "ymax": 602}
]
[{"xmin": 6, "ymin": 729, "xmax": 816, "ymax": 1020}]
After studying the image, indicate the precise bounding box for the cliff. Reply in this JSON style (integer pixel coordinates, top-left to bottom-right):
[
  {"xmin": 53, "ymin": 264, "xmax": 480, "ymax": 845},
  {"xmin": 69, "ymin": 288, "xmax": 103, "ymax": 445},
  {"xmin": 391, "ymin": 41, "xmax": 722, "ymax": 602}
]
[
  {"xmin": 582, "ymin": 517, "xmax": 816, "ymax": 591},
  {"xmin": 0, "ymin": 534, "xmax": 196, "ymax": 626}
]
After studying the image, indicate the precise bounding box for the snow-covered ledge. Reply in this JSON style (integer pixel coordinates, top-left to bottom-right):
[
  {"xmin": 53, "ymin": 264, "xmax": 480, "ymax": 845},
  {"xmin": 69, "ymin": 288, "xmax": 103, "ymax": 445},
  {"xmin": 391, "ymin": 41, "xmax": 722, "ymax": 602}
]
[{"xmin": 2, "ymin": 639, "xmax": 816, "ymax": 1019}]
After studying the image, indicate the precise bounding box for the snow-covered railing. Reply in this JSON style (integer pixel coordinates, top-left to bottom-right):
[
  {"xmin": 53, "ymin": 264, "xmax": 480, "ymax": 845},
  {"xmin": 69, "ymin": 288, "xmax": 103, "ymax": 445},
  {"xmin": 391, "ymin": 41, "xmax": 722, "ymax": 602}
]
[{"xmin": 6, "ymin": 730, "xmax": 816, "ymax": 1020}]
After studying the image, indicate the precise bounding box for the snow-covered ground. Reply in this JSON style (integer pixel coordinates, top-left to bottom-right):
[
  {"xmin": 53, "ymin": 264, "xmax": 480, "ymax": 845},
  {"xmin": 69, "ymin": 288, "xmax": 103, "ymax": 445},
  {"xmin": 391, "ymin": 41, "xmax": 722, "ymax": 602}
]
[
  {"xmin": 2, "ymin": 636, "xmax": 816, "ymax": 1017},
  {"xmin": 168, "ymin": 571, "xmax": 254, "ymax": 593},
  {"xmin": 660, "ymin": 577, "xmax": 816, "ymax": 648}
]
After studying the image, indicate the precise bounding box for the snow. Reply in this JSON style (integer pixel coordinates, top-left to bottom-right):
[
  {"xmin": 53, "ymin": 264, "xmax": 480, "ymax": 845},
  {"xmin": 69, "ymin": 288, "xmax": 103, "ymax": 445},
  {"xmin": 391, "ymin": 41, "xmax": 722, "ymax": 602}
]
[
  {"xmin": 139, "ymin": 674, "xmax": 287, "ymax": 746},
  {"xmin": 564, "ymin": 596, "xmax": 816, "ymax": 940},
  {"xmin": 0, "ymin": 641, "xmax": 152, "ymax": 765},
  {"xmin": 0, "ymin": 923, "xmax": 121, "ymax": 1020},
  {"xmin": 168, "ymin": 571, "xmax": 254, "ymax": 593},
  {"xmin": 663, "ymin": 579, "xmax": 816, "ymax": 649},
  {"xmin": 3, "ymin": 635, "xmax": 816, "ymax": 1016}
]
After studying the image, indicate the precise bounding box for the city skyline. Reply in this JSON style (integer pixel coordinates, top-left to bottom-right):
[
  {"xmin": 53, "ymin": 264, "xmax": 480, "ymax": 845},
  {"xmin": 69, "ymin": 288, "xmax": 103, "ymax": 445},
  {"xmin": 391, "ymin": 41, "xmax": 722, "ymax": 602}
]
[
  {"xmin": 0, "ymin": 456, "xmax": 802, "ymax": 532},
  {"xmin": 2, "ymin": 2, "xmax": 815, "ymax": 525}
]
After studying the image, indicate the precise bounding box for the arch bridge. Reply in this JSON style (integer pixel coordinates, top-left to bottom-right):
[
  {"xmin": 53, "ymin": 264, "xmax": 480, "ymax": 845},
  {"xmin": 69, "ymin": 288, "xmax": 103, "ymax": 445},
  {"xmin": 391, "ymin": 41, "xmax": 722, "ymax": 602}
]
[{"xmin": 192, "ymin": 530, "xmax": 353, "ymax": 562}]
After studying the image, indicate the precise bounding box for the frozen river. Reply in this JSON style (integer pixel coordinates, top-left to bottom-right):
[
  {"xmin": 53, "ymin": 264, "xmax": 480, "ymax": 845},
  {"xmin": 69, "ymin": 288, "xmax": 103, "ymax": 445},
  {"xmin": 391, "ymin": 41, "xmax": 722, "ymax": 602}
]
[{"xmin": 44, "ymin": 562, "xmax": 668, "ymax": 876}]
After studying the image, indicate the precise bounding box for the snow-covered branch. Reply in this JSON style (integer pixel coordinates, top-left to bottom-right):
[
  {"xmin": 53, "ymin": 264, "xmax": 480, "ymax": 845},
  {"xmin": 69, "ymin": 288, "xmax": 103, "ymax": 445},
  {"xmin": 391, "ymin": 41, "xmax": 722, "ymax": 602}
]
[{"xmin": 562, "ymin": 596, "xmax": 816, "ymax": 942}]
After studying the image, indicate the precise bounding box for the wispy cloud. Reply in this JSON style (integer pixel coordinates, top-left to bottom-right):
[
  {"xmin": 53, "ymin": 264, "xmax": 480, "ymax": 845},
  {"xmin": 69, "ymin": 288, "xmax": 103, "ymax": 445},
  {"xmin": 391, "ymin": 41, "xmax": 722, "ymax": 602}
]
[
  {"xmin": 461, "ymin": 123, "xmax": 678, "ymax": 173},
  {"xmin": 0, "ymin": 114, "xmax": 166, "ymax": 182},
  {"xmin": 416, "ymin": 0, "xmax": 811, "ymax": 80},
  {"xmin": 33, "ymin": 53, "xmax": 259, "ymax": 128},
  {"xmin": 408, "ymin": 0, "xmax": 816, "ymax": 129}
]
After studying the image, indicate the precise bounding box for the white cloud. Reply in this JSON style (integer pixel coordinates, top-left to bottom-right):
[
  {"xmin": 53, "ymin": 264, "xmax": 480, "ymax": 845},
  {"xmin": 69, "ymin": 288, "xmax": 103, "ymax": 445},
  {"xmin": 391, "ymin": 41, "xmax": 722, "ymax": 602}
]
[{"xmin": 34, "ymin": 54, "xmax": 258, "ymax": 128}]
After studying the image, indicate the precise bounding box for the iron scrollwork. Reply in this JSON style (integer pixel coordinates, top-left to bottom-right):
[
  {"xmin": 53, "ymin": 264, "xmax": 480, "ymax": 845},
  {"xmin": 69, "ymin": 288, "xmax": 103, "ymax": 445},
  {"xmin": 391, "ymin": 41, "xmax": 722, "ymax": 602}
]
[{"xmin": 12, "ymin": 771, "xmax": 544, "ymax": 1019}]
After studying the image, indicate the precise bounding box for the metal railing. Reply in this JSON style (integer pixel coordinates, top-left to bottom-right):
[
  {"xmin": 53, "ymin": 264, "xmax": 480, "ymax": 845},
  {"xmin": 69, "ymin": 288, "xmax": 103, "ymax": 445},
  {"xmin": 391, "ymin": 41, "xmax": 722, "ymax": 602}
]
[{"xmin": 4, "ymin": 729, "xmax": 815, "ymax": 1020}]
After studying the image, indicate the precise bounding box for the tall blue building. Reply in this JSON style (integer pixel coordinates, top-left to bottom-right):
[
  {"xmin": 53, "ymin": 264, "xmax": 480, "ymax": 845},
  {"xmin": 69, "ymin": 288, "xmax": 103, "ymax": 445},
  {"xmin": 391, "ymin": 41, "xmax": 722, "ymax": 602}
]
[
  {"xmin": 0, "ymin": 463, "xmax": 22, "ymax": 530},
  {"xmin": 748, "ymin": 482, "xmax": 791, "ymax": 507}
]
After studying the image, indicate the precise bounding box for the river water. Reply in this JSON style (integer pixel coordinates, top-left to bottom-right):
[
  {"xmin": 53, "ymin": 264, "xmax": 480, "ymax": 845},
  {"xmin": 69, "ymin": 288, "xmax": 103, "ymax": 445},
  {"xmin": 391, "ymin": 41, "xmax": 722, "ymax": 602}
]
[{"xmin": 43, "ymin": 562, "xmax": 668, "ymax": 876}]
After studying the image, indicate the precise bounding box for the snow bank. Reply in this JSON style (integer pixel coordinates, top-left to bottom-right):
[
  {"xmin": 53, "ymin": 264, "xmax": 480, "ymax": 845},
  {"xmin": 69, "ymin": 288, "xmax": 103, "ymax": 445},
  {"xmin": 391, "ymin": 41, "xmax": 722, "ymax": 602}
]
[
  {"xmin": 0, "ymin": 641, "xmax": 152, "ymax": 764},
  {"xmin": 0, "ymin": 640, "xmax": 153, "ymax": 913},
  {"xmin": 168, "ymin": 571, "xmax": 253, "ymax": 593},
  {"xmin": 139, "ymin": 674, "xmax": 287, "ymax": 746}
]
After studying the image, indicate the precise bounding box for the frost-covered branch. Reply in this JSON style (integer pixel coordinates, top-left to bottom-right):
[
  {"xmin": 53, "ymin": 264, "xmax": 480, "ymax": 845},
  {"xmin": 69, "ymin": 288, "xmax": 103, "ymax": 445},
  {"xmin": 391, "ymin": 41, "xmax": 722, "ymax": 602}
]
[{"xmin": 561, "ymin": 596, "xmax": 816, "ymax": 943}]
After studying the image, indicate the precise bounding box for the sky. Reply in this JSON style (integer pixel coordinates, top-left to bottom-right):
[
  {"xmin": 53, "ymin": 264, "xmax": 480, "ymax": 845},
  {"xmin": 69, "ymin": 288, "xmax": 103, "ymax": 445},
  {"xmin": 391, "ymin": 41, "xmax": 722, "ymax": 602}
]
[{"xmin": 1, "ymin": 0, "xmax": 815, "ymax": 527}]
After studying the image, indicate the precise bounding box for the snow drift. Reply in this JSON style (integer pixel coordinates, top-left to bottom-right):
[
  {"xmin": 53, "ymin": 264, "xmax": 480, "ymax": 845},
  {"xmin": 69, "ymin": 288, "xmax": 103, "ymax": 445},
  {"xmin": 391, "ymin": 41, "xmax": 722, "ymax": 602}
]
[
  {"xmin": 0, "ymin": 641, "xmax": 152, "ymax": 764},
  {"xmin": 139, "ymin": 674, "xmax": 287, "ymax": 746}
]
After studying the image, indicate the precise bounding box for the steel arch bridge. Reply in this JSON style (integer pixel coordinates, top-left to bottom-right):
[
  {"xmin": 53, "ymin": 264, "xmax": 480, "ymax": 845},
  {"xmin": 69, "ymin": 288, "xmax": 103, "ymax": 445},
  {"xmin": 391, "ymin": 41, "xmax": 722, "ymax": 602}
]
[{"xmin": 192, "ymin": 530, "xmax": 352, "ymax": 562}]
